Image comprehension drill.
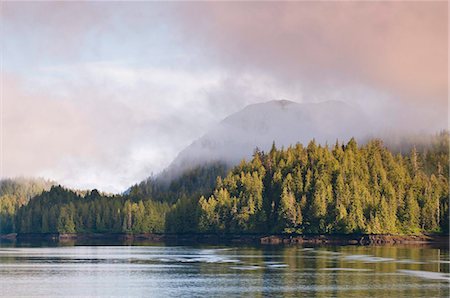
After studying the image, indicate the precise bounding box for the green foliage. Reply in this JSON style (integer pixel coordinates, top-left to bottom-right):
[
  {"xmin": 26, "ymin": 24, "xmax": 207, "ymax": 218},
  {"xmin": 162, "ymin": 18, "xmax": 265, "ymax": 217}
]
[
  {"xmin": 15, "ymin": 186, "xmax": 170, "ymax": 234},
  {"xmin": 197, "ymin": 134, "xmax": 449, "ymax": 235},
  {"xmin": 165, "ymin": 195, "xmax": 200, "ymax": 233},
  {"xmin": 4, "ymin": 133, "xmax": 449, "ymax": 236},
  {"xmin": 128, "ymin": 162, "xmax": 228, "ymax": 204},
  {"xmin": 0, "ymin": 178, "xmax": 54, "ymax": 233}
]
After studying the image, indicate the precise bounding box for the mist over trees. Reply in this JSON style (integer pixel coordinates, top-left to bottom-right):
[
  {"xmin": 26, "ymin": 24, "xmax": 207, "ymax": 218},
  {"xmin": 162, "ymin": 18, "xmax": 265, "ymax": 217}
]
[
  {"xmin": 127, "ymin": 162, "xmax": 228, "ymax": 204},
  {"xmin": 1, "ymin": 133, "xmax": 449, "ymax": 235},
  {"xmin": 0, "ymin": 178, "xmax": 55, "ymax": 233}
]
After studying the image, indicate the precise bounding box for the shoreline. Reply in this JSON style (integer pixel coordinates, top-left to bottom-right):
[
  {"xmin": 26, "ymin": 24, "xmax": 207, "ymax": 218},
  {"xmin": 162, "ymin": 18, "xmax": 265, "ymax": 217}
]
[{"xmin": 1, "ymin": 233, "xmax": 448, "ymax": 246}]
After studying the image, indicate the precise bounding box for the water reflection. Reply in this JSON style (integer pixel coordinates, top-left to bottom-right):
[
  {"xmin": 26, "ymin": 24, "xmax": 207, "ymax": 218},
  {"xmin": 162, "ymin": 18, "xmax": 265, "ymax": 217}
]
[{"xmin": 0, "ymin": 242, "xmax": 448, "ymax": 297}]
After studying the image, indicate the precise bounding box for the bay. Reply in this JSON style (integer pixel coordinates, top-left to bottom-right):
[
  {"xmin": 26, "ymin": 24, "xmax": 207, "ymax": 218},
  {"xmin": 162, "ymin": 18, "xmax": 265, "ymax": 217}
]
[{"xmin": 0, "ymin": 242, "xmax": 448, "ymax": 297}]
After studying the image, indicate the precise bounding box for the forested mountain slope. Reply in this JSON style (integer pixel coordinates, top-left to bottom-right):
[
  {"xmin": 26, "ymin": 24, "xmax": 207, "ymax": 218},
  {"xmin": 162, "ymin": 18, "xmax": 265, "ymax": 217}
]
[
  {"xmin": 0, "ymin": 178, "xmax": 55, "ymax": 233},
  {"xmin": 192, "ymin": 137, "xmax": 449, "ymax": 234},
  {"xmin": 4, "ymin": 134, "xmax": 449, "ymax": 236}
]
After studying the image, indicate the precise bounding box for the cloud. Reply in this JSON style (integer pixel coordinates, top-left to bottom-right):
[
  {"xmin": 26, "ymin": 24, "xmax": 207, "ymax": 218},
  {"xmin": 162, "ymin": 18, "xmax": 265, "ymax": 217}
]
[
  {"xmin": 175, "ymin": 1, "xmax": 448, "ymax": 109},
  {"xmin": 2, "ymin": 2, "xmax": 447, "ymax": 192},
  {"xmin": 3, "ymin": 60, "xmax": 321, "ymax": 192},
  {"xmin": 3, "ymin": 62, "xmax": 228, "ymax": 192},
  {"xmin": 2, "ymin": 76, "xmax": 96, "ymax": 179}
]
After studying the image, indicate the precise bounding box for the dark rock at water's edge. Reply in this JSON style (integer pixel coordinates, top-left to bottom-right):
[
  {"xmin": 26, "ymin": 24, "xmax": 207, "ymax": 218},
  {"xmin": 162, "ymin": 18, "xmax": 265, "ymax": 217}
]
[
  {"xmin": 2, "ymin": 233, "xmax": 448, "ymax": 247},
  {"xmin": 258, "ymin": 234, "xmax": 449, "ymax": 246},
  {"xmin": 0, "ymin": 233, "xmax": 17, "ymax": 240}
]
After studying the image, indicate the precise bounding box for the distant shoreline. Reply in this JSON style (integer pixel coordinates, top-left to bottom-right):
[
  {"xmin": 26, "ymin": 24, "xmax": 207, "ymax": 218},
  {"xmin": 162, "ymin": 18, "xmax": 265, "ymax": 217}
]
[{"xmin": 1, "ymin": 233, "xmax": 448, "ymax": 246}]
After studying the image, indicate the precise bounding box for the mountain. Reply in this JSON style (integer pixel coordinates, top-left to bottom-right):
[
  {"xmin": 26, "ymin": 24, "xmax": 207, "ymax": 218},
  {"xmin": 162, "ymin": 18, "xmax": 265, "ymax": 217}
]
[{"xmin": 160, "ymin": 100, "xmax": 374, "ymax": 181}]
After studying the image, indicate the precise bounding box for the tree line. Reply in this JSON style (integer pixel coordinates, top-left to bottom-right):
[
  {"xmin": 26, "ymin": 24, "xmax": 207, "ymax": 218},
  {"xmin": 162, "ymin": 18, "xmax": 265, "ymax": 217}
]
[
  {"xmin": 192, "ymin": 137, "xmax": 448, "ymax": 234},
  {"xmin": 1, "ymin": 133, "xmax": 448, "ymax": 235},
  {"xmin": 15, "ymin": 188, "xmax": 170, "ymax": 234}
]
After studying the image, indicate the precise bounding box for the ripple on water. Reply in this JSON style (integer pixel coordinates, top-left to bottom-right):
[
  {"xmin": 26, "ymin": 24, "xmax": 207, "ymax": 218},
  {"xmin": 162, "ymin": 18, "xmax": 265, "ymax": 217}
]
[
  {"xmin": 395, "ymin": 259, "xmax": 426, "ymax": 264},
  {"xmin": 173, "ymin": 257, "xmax": 240, "ymax": 264},
  {"xmin": 229, "ymin": 265, "xmax": 262, "ymax": 271},
  {"xmin": 314, "ymin": 250, "xmax": 342, "ymax": 255},
  {"xmin": 343, "ymin": 254, "xmax": 395, "ymax": 263},
  {"xmin": 321, "ymin": 268, "xmax": 372, "ymax": 272},
  {"xmin": 397, "ymin": 270, "xmax": 450, "ymax": 282},
  {"xmin": 433, "ymin": 260, "xmax": 450, "ymax": 264},
  {"xmin": 267, "ymin": 264, "xmax": 289, "ymax": 268}
]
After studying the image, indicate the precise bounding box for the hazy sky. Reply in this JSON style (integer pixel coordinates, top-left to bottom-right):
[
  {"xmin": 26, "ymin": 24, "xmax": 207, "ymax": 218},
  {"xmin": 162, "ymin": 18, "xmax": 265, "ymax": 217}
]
[{"xmin": 1, "ymin": 2, "xmax": 448, "ymax": 193}]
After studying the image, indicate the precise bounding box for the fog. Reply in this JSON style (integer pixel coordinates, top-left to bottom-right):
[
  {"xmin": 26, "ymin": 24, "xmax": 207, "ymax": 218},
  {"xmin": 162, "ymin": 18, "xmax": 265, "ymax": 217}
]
[{"xmin": 1, "ymin": 2, "xmax": 447, "ymax": 192}]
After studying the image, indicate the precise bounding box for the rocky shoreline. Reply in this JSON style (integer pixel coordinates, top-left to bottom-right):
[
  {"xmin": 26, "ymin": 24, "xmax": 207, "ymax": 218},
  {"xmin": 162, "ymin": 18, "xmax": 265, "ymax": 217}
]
[
  {"xmin": 1, "ymin": 232, "xmax": 448, "ymax": 246},
  {"xmin": 259, "ymin": 234, "xmax": 449, "ymax": 246}
]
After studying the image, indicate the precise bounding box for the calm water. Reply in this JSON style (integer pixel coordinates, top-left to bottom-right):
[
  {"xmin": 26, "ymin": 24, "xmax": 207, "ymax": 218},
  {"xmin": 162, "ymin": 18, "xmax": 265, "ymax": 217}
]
[{"xmin": 0, "ymin": 242, "xmax": 448, "ymax": 297}]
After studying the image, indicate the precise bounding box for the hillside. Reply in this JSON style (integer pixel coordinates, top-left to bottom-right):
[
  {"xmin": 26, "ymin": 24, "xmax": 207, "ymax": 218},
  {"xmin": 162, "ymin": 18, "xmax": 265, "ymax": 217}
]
[
  {"xmin": 9, "ymin": 136, "xmax": 448, "ymax": 236},
  {"xmin": 161, "ymin": 100, "xmax": 373, "ymax": 182},
  {"xmin": 0, "ymin": 178, "xmax": 55, "ymax": 233}
]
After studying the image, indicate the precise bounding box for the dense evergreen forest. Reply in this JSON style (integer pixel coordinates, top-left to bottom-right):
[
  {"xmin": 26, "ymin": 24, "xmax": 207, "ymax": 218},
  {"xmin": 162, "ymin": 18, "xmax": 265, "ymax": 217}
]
[
  {"xmin": 14, "ymin": 188, "xmax": 170, "ymax": 234},
  {"xmin": 1, "ymin": 133, "xmax": 449, "ymax": 235},
  {"xmin": 194, "ymin": 137, "xmax": 449, "ymax": 234},
  {"xmin": 0, "ymin": 178, "xmax": 54, "ymax": 233},
  {"xmin": 127, "ymin": 162, "xmax": 228, "ymax": 204}
]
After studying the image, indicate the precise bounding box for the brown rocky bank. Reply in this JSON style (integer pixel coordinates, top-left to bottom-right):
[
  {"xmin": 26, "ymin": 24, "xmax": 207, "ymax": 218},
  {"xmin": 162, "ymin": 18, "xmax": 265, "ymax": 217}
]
[{"xmin": 258, "ymin": 234, "xmax": 448, "ymax": 245}]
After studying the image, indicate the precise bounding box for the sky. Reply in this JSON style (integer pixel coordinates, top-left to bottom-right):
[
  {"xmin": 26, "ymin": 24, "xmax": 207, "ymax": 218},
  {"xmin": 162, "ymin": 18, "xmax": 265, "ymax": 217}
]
[{"xmin": 1, "ymin": 1, "xmax": 448, "ymax": 193}]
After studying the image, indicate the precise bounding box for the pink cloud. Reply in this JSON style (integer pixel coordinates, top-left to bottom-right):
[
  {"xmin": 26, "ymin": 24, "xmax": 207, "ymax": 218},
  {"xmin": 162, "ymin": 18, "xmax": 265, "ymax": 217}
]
[
  {"xmin": 175, "ymin": 2, "xmax": 448, "ymax": 105},
  {"xmin": 2, "ymin": 75, "xmax": 97, "ymax": 178}
]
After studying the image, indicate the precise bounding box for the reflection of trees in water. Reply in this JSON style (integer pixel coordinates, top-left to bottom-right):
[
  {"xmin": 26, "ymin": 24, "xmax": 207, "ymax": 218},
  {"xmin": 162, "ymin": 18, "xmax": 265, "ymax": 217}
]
[{"xmin": 276, "ymin": 245, "xmax": 448, "ymax": 298}]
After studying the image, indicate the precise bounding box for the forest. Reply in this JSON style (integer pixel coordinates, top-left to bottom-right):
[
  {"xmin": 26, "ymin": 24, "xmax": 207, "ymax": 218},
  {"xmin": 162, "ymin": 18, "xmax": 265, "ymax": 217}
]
[{"xmin": 1, "ymin": 132, "xmax": 449, "ymax": 235}]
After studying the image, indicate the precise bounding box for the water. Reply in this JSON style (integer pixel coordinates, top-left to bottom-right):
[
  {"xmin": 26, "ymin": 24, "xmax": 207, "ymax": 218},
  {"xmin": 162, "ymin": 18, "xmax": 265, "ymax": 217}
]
[{"xmin": 0, "ymin": 242, "xmax": 448, "ymax": 297}]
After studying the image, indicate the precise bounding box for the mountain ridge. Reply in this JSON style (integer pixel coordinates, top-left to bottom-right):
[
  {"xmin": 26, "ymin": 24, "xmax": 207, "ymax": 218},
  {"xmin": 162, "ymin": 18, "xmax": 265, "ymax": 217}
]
[{"xmin": 159, "ymin": 99, "xmax": 373, "ymax": 182}]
